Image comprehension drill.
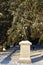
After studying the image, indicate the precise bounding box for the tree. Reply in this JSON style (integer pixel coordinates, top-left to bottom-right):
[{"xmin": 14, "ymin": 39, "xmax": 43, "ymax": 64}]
[
  {"xmin": 7, "ymin": 0, "xmax": 43, "ymax": 45},
  {"xmin": 0, "ymin": 0, "xmax": 43, "ymax": 47}
]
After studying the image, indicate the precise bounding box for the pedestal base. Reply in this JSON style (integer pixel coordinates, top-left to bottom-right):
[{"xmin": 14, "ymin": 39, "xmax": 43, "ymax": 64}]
[{"xmin": 18, "ymin": 58, "xmax": 31, "ymax": 64}]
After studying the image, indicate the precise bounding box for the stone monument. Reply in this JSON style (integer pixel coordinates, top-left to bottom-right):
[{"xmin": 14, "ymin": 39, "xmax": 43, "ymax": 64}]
[{"xmin": 19, "ymin": 40, "xmax": 32, "ymax": 64}]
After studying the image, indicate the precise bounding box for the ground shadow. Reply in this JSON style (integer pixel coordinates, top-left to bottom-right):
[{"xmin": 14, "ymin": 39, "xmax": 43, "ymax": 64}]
[
  {"xmin": 32, "ymin": 56, "xmax": 43, "ymax": 63},
  {"xmin": 1, "ymin": 45, "xmax": 20, "ymax": 64}
]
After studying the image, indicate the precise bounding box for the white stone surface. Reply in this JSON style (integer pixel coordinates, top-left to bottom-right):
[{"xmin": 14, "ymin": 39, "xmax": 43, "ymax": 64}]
[
  {"xmin": 19, "ymin": 40, "xmax": 32, "ymax": 45},
  {"xmin": 19, "ymin": 58, "xmax": 31, "ymax": 60}
]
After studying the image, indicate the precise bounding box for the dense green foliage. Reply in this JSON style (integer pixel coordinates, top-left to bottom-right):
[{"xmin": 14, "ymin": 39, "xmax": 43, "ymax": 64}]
[{"xmin": 0, "ymin": 0, "xmax": 43, "ymax": 47}]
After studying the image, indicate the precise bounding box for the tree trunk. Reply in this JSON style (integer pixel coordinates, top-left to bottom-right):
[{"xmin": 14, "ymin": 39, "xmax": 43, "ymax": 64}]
[{"xmin": 0, "ymin": 45, "xmax": 3, "ymax": 51}]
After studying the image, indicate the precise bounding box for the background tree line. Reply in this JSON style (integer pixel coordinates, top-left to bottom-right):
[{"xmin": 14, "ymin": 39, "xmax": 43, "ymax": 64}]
[{"xmin": 0, "ymin": 0, "xmax": 43, "ymax": 48}]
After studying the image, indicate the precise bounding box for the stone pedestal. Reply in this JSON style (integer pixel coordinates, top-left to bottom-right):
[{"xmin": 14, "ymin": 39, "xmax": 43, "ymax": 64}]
[{"xmin": 19, "ymin": 40, "xmax": 32, "ymax": 64}]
